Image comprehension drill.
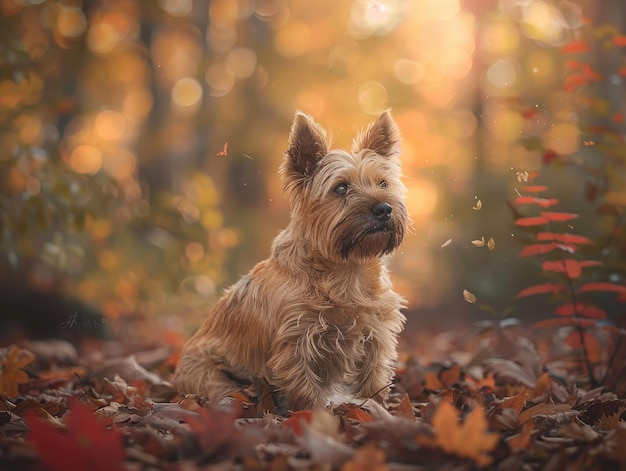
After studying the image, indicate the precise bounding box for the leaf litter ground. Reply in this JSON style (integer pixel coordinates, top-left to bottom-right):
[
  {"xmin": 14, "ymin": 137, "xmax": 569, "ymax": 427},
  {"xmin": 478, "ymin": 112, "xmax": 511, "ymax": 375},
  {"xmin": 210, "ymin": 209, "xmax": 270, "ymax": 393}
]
[{"xmin": 1, "ymin": 323, "xmax": 625, "ymax": 470}]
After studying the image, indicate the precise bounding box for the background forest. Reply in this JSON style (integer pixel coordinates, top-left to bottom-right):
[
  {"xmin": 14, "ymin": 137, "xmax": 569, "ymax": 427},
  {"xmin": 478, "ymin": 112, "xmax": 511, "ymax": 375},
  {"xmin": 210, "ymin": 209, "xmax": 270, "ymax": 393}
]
[{"xmin": 1, "ymin": 0, "xmax": 626, "ymax": 344}]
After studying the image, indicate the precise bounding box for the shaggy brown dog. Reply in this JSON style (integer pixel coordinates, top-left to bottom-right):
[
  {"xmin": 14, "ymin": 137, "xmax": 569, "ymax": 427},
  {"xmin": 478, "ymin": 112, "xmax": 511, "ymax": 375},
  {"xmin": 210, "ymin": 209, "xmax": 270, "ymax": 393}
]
[{"xmin": 173, "ymin": 110, "xmax": 408, "ymax": 412}]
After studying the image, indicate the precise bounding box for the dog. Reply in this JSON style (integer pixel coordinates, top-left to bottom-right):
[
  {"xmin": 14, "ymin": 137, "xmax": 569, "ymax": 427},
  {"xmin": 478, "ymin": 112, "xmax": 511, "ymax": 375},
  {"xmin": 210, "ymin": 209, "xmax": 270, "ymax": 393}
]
[{"xmin": 173, "ymin": 110, "xmax": 408, "ymax": 412}]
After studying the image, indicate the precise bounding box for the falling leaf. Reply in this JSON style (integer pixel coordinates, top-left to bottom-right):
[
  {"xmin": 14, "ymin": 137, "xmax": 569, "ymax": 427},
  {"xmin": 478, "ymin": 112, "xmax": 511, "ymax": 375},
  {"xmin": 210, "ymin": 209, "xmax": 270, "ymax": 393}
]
[
  {"xmin": 471, "ymin": 238, "xmax": 485, "ymax": 247},
  {"xmin": 516, "ymin": 171, "xmax": 529, "ymax": 183},
  {"xmin": 463, "ymin": 290, "xmax": 477, "ymax": 304},
  {"xmin": 583, "ymin": 140, "xmax": 595, "ymax": 146},
  {"xmin": 430, "ymin": 401, "xmax": 500, "ymax": 467},
  {"xmin": 473, "ymin": 200, "xmax": 482, "ymax": 210},
  {"xmin": 216, "ymin": 142, "xmax": 229, "ymax": 156},
  {"xmin": 487, "ymin": 237, "xmax": 495, "ymax": 251},
  {"xmin": 0, "ymin": 345, "xmax": 35, "ymax": 397},
  {"xmin": 440, "ymin": 238, "xmax": 452, "ymax": 248}
]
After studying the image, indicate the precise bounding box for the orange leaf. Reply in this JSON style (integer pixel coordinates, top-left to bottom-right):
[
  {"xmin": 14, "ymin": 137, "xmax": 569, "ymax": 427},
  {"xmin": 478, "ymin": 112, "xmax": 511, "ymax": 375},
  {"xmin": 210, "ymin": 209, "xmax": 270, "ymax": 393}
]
[
  {"xmin": 501, "ymin": 389, "xmax": 529, "ymax": 414},
  {"xmin": 506, "ymin": 421, "xmax": 534, "ymax": 452},
  {"xmin": 562, "ymin": 40, "xmax": 590, "ymax": 54},
  {"xmin": 344, "ymin": 404, "xmax": 374, "ymax": 423},
  {"xmin": 394, "ymin": 393, "xmax": 415, "ymax": 420},
  {"xmin": 534, "ymin": 372, "xmax": 551, "ymax": 397},
  {"xmin": 424, "ymin": 371, "xmax": 443, "ymax": 390},
  {"xmin": 516, "ymin": 282, "xmax": 564, "ymax": 298},
  {"xmin": 619, "ymin": 66, "xmax": 626, "ymax": 77},
  {"xmin": 577, "ymin": 282, "xmax": 626, "ymax": 295},
  {"xmin": 514, "ymin": 196, "xmax": 559, "ymax": 208},
  {"xmin": 614, "ymin": 35, "xmax": 626, "ymax": 46},
  {"xmin": 431, "ymin": 401, "xmax": 500, "ymax": 467},
  {"xmin": 0, "ymin": 345, "xmax": 35, "ymax": 397},
  {"xmin": 283, "ymin": 411, "xmax": 313, "ymax": 436},
  {"xmin": 440, "ymin": 364, "xmax": 462, "ymax": 388},
  {"xmin": 522, "ymin": 185, "xmax": 548, "ymax": 193},
  {"xmin": 614, "ymin": 112, "xmax": 624, "ymax": 124},
  {"xmin": 515, "ymin": 216, "xmax": 549, "ymax": 227},
  {"xmin": 564, "ymin": 331, "xmax": 600, "ymax": 362},
  {"xmin": 555, "ymin": 302, "xmax": 607, "ymax": 319},
  {"xmin": 540, "ymin": 211, "xmax": 579, "ymax": 222},
  {"xmin": 518, "ymin": 243, "xmax": 558, "ymax": 257}
]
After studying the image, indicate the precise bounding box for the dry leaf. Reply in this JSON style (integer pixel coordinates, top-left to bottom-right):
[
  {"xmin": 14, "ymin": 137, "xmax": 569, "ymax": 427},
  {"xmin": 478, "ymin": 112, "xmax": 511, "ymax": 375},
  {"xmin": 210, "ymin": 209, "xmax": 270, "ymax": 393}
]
[
  {"xmin": 463, "ymin": 290, "xmax": 477, "ymax": 304},
  {"xmin": 0, "ymin": 345, "xmax": 35, "ymax": 397},
  {"xmin": 487, "ymin": 237, "xmax": 495, "ymax": 251},
  {"xmin": 394, "ymin": 393, "xmax": 415, "ymax": 420},
  {"xmin": 472, "ymin": 237, "xmax": 486, "ymax": 247},
  {"xmin": 430, "ymin": 401, "xmax": 500, "ymax": 467},
  {"xmin": 516, "ymin": 171, "xmax": 529, "ymax": 183},
  {"xmin": 473, "ymin": 200, "xmax": 482, "ymax": 210},
  {"xmin": 440, "ymin": 238, "xmax": 452, "ymax": 248}
]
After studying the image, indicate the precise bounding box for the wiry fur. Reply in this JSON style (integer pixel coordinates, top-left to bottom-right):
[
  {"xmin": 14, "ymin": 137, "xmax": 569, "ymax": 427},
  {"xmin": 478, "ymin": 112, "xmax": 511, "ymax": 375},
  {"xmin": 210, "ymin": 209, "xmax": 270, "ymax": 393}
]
[{"xmin": 173, "ymin": 110, "xmax": 408, "ymax": 411}]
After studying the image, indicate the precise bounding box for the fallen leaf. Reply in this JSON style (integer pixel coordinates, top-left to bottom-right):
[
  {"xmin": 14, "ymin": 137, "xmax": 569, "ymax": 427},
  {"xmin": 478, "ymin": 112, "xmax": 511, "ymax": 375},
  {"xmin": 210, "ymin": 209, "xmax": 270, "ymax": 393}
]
[
  {"xmin": 27, "ymin": 401, "xmax": 125, "ymax": 471},
  {"xmin": 430, "ymin": 401, "xmax": 500, "ymax": 467},
  {"xmin": 0, "ymin": 345, "xmax": 35, "ymax": 397},
  {"xmin": 394, "ymin": 393, "xmax": 415, "ymax": 420}
]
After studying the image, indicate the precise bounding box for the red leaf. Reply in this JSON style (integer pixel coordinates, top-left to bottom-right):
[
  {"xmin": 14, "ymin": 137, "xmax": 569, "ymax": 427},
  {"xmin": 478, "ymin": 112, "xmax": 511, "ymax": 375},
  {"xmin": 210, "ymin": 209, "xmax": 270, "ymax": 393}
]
[
  {"xmin": 537, "ymin": 233, "xmax": 593, "ymax": 245},
  {"xmin": 564, "ymin": 331, "xmax": 600, "ymax": 362},
  {"xmin": 579, "ymin": 260, "xmax": 603, "ymax": 268},
  {"xmin": 619, "ymin": 66, "xmax": 626, "ymax": 77},
  {"xmin": 516, "ymin": 282, "xmax": 564, "ymax": 298},
  {"xmin": 565, "ymin": 60, "xmax": 583, "ymax": 69},
  {"xmin": 515, "ymin": 216, "xmax": 549, "ymax": 227},
  {"xmin": 518, "ymin": 243, "xmax": 558, "ymax": 257},
  {"xmin": 543, "ymin": 149, "xmax": 559, "ymax": 163},
  {"xmin": 283, "ymin": 411, "xmax": 313, "ymax": 436},
  {"xmin": 564, "ymin": 74, "xmax": 588, "ymax": 93},
  {"xmin": 514, "ymin": 196, "xmax": 559, "ymax": 208},
  {"xmin": 577, "ymin": 282, "xmax": 626, "ymax": 295},
  {"xmin": 562, "ymin": 40, "xmax": 590, "ymax": 54},
  {"xmin": 540, "ymin": 211, "xmax": 579, "ymax": 222},
  {"xmin": 523, "ymin": 185, "xmax": 548, "ymax": 193},
  {"xmin": 614, "ymin": 35, "xmax": 626, "ymax": 46},
  {"xmin": 555, "ymin": 302, "xmax": 607, "ymax": 319},
  {"xmin": 614, "ymin": 112, "xmax": 624, "ymax": 124},
  {"xmin": 542, "ymin": 259, "xmax": 582, "ymax": 279},
  {"xmin": 532, "ymin": 317, "xmax": 596, "ymax": 329},
  {"xmin": 27, "ymin": 402, "xmax": 125, "ymax": 471}
]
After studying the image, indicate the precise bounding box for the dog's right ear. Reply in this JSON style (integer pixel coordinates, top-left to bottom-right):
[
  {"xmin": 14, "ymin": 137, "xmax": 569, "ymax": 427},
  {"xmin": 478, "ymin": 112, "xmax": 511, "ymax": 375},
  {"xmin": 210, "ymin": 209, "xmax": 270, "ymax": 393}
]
[{"xmin": 282, "ymin": 111, "xmax": 329, "ymax": 182}]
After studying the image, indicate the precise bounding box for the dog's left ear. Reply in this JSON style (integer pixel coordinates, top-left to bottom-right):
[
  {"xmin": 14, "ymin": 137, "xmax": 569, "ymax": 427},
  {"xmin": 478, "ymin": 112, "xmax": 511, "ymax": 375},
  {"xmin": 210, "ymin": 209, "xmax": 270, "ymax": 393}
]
[{"xmin": 352, "ymin": 109, "xmax": 401, "ymax": 158}]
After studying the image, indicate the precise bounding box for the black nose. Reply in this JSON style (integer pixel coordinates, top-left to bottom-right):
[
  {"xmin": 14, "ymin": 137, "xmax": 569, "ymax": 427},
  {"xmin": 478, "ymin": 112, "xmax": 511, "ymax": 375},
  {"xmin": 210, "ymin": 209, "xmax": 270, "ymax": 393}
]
[{"xmin": 372, "ymin": 202, "xmax": 392, "ymax": 221}]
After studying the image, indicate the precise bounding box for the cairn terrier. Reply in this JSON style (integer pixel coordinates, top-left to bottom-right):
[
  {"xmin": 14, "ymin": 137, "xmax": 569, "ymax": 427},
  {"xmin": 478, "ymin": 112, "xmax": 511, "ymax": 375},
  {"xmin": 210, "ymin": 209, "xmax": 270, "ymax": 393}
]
[{"xmin": 174, "ymin": 110, "xmax": 408, "ymax": 412}]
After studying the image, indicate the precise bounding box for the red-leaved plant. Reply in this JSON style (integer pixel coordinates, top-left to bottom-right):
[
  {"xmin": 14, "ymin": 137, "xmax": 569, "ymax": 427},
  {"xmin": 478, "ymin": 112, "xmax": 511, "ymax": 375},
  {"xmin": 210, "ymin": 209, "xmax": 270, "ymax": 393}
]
[{"xmin": 513, "ymin": 172, "xmax": 626, "ymax": 389}]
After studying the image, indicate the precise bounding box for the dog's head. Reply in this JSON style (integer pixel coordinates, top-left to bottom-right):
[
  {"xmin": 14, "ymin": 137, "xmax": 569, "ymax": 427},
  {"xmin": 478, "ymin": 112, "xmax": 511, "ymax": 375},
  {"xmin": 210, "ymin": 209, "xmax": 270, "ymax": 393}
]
[{"xmin": 280, "ymin": 110, "xmax": 408, "ymax": 263}]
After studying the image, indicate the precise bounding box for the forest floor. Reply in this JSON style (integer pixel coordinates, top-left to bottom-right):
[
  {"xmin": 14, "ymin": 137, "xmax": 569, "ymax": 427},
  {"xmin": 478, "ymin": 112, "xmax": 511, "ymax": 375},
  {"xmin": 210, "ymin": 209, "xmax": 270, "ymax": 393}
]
[{"xmin": 1, "ymin": 321, "xmax": 625, "ymax": 471}]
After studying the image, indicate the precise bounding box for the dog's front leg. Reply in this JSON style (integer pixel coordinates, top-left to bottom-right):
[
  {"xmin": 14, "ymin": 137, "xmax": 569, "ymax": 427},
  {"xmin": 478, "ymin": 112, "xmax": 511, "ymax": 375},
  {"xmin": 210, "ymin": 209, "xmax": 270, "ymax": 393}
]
[
  {"xmin": 351, "ymin": 333, "xmax": 397, "ymax": 403},
  {"xmin": 267, "ymin": 318, "xmax": 345, "ymax": 411}
]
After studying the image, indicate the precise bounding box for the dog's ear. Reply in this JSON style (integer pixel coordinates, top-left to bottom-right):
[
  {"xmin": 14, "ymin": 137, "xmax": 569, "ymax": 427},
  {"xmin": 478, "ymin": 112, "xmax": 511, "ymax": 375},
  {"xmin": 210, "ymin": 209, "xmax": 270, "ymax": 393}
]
[
  {"xmin": 352, "ymin": 109, "xmax": 401, "ymax": 158},
  {"xmin": 283, "ymin": 111, "xmax": 329, "ymax": 180}
]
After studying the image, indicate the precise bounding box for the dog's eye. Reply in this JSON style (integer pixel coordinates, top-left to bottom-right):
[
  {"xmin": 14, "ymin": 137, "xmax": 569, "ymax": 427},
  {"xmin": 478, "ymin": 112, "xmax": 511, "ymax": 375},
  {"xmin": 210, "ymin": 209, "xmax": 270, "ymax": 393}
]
[
  {"xmin": 380, "ymin": 180, "xmax": 388, "ymax": 189},
  {"xmin": 334, "ymin": 183, "xmax": 349, "ymax": 195}
]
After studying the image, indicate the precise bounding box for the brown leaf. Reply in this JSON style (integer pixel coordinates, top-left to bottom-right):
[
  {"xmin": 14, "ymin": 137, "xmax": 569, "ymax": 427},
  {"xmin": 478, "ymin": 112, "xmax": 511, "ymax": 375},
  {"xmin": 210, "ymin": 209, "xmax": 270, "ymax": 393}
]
[
  {"xmin": 394, "ymin": 393, "xmax": 414, "ymax": 420},
  {"xmin": 506, "ymin": 421, "xmax": 534, "ymax": 452},
  {"xmin": 518, "ymin": 403, "xmax": 572, "ymax": 425},
  {"xmin": 463, "ymin": 290, "xmax": 477, "ymax": 304},
  {"xmin": 0, "ymin": 345, "xmax": 35, "ymax": 397}
]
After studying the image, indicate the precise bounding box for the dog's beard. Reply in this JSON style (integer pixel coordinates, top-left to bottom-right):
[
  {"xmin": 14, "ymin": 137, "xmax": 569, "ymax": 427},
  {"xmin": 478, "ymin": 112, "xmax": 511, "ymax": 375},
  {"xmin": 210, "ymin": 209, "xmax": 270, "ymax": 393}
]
[{"xmin": 334, "ymin": 211, "xmax": 405, "ymax": 260}]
